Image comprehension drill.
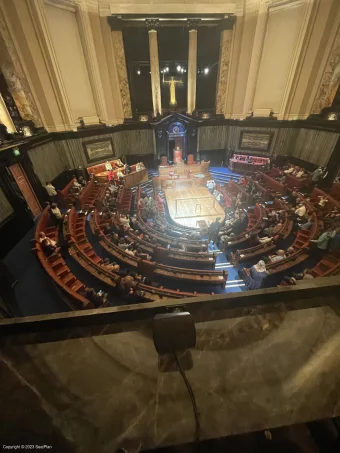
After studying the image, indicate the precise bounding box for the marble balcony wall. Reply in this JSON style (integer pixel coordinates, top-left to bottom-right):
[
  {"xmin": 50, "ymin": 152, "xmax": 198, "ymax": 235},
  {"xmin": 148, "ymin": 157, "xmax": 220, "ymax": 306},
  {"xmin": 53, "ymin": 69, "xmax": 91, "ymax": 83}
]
[{"xmin": 1, "ymin": 292, "xmax": 340, "ymax": 451}]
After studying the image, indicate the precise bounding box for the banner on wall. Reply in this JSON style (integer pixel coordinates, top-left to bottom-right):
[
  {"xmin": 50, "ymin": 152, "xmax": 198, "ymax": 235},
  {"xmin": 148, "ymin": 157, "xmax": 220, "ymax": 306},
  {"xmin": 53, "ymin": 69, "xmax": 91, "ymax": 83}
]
[
  {"xmin": 239, "ymin": 131, "xmax": 273, "ymax": 152},
  {"xmin": 83, "ymin": 138, "xmax": 114, "ymax": 163}
]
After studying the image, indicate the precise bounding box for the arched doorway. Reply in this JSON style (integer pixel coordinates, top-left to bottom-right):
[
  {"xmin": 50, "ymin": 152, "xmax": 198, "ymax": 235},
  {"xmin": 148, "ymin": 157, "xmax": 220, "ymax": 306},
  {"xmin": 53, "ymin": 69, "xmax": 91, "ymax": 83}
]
[{"xmin": 167, "ymin": 121, "xmax": 186, "ymax": 162}]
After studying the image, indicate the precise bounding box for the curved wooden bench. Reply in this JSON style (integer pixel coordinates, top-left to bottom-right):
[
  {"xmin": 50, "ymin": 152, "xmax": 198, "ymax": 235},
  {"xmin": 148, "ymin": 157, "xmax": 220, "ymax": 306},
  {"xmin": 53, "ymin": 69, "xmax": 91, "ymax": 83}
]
[{"xmin": 33, "ymin": 206, "xmax": 91, "ymax": 310}]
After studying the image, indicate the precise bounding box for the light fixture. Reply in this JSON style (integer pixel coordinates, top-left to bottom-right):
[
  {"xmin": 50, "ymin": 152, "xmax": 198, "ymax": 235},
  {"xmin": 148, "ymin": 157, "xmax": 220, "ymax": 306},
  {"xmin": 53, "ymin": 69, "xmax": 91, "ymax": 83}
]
[
  {"xmin": 137, "ymin": 70, "xmax": 141, "ymax": 75},
  {"xmin": 181, "ymin": 68, "xmax": 184, "ymax": 73},
  {"xmin": 204, "ymin": 67, "xmax": 209, "ymax": 75},
  {"xmin": 184, "ymin": 69, "xmax": 187, "ymax": 73},
  {"xmin": 177, "ymin": 65, "xmax": 181, "ymax": 72},
  {"xmin": 165, "ymin": 67, "xmax": 169, "ymax": 72}
]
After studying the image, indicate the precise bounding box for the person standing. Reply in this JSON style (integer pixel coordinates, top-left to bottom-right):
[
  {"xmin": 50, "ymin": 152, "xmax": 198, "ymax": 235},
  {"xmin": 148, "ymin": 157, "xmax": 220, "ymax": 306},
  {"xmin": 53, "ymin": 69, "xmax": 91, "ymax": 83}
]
[
  {"xmin": 311, "ymin": 167, "xmax": 323, "ymax": 186},
  {"xmin": 208, "ymin": 217, "xmax": 222, "ymax": 245},
  {"xmin": 45, "ymin": 182, "xmax": 57, "ymax": 202}
]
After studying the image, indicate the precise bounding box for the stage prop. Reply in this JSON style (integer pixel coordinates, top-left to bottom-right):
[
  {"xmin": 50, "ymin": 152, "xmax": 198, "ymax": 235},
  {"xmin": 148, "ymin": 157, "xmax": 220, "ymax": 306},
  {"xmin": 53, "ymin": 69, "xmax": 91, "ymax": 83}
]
[
  {"xmin": 158, "ymin": 161, "xmax": 210, "ymax": 176},
  {"xmin": 163, "ymin": 187, "xmax": 225, "ymax": 228},
  {"xmin": 153, "ymin": 173, "xmax": 212, "ymax": 191},
  {"xmin": 229, "ymin": 154, "xmax": 270, "ymax": 173}
]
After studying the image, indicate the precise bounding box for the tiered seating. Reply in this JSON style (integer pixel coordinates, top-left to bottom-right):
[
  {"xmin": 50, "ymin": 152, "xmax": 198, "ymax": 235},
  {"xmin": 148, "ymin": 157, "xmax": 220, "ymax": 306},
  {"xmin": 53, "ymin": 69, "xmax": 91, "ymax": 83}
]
[
  {"xmin": 33, "ymin": 206, "xmax": 91, "ymax": 310},
  {"xmin": 310, "ymin": 253, "xmax": 340, "ymax": 277},
  {"xmin": 227, "ymin": 203, "xmax": 266, "ymax": 248},
  {"xmin": 95, "ymin": 211, "xmax": 227, "ymax": 289},
  {"xmin": 259, "ymin": 172, "xmax": 287, "ymax": 196},
  {"xmin": 58, "ymin": 177, "xmax": 77, "ymax": 207},
  {"xmin": 230, "ymin": 200, "xmax": 293, "ymax": 264},
  {"xmin": 265, "ymin": 197, "xmax": 320, "ymax": 276}
]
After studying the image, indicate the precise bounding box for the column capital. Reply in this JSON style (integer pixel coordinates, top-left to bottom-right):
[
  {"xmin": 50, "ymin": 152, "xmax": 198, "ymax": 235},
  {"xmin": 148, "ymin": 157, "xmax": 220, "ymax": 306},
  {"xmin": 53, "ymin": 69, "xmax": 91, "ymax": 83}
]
[
  {"xmin": 146, "ymin": 19, "xmax": 160, "ymax": 31},
  {"xmin": 219, "ymin": 16, "xmax": 236, "ymax": 31},
  {"xmin": 187, "ymin": 19, "xmax": 201, "ymax": 31}
]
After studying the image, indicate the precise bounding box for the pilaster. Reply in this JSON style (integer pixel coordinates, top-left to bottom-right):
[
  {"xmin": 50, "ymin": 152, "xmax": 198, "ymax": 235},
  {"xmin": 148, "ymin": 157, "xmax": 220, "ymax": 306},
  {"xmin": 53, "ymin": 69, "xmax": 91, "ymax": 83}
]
[
  {"xmin": 146, "ymin": 19, "xmax": 162, "ymax": 117},
  {"xmin": 216, "ymin": 18, "xmax": 235, "ymax": 116},
  {"xmin": 75, "ymin": 0, "xmax": 108, "ymax": 123},
  {"xmin": 187, "ymin": 19, "xmax": 199, "ymax": 115}
]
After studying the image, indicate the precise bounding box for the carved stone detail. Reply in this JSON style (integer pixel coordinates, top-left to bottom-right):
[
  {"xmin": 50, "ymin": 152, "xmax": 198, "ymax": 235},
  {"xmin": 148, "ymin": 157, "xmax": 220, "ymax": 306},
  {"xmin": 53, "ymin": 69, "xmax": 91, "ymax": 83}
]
[
  {"xmin": 187, "ymin": 19, "xmax": 201, "ymax": 30},
  {"xmin": 111, "ymin": 30, "xmax": 132, "ymax": 118},
  {"xmin": 216, "ymin": 29, "xmax": 233, "ymax": 115},
  {"xmin": 145, "ymin": 19, "xmax": 160, "ymax": 31},
  {"xmin": 0, "ymin": 10, "xmax": 42, "ymax": 125},
  {"xmin": 312, "ymin": 26, "xmax": 340, "ymax": 114}
]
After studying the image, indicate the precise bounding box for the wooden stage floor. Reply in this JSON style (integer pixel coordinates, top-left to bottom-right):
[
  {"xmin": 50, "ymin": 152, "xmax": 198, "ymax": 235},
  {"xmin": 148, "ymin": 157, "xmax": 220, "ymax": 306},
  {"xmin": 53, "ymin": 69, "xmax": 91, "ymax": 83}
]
[{"xmin": 163, "ymin": 187, "xmax": 225, "ymax": 228}]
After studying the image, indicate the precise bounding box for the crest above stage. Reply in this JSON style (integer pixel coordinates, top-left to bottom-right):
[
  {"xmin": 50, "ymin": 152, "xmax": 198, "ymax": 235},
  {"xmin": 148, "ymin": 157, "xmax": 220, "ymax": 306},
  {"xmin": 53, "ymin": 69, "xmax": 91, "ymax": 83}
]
[{"xmin": 152, "ymin": 113, "xmax": 199, "ymax": 162}]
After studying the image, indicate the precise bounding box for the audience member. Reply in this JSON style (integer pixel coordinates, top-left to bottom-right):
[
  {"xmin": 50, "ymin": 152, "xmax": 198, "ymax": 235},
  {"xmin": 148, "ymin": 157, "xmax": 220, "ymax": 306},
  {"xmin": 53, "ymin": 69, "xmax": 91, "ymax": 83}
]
[
  {"xmin": 41, "ymin": 238, "xmax": 60, "ymax": 257},
  {"xmin": 85, "ymin": 288, "xmax": 108, "ymax": 308},
  {"xmin": 45, "ymin": 182, "xmax": 57, "ymax": 202},
  {"xmin": 244, "ymin": 260, "xmax": 267, "ymax": 290},
  {"xmin": 312, "ymin": 167, "xmax": 323, "ymax": 185},
  {"xmin": 208, "ymin": 217, "xmax": 222, "ymax": 244},
  {"xmin": 269, "ymin": 249, "xmax": 286, "ymax": 263},
  {"xmin": 299, "ymin": 217, "xmax": 313, "ymax": 230}
]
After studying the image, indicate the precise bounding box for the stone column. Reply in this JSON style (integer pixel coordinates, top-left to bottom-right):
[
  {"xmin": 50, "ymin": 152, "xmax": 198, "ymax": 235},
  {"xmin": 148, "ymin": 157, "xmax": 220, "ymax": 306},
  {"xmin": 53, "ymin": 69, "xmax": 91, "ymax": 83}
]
[
  {"xmin": 216, "ymin": 18, "xmax": 235, "ymax": 116},
  {"xmin": 75, "ymin": 0, "xmax": 108, "ymax": 123},
  {"xmin": 26, "ymin": 0, "xmax": 75, "ymax": 129},
  {"xmin": 187, "ymin": 19, "xmax": 199, "ymax": 115},
  {"xmin": 146, "ymin": 19, "xmax": 161, "ymax": 117}
]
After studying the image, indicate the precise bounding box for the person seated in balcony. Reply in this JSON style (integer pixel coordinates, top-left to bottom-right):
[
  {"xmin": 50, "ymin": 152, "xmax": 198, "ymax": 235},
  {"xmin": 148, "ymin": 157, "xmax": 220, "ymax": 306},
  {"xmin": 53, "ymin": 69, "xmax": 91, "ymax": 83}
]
[
  {"xmin": 41, "ymin": 238, "xmax": 60, "ymax": 257},
  {"xmin": 317, "ymin": 196, "xmax": 329, "ymax": 208},
  {"xmin": 269, "ymin": 249, "xmax": 286, "ymax": 263},
  {"xmin": 120, "ymin": 214, "xmax": 130, "ymax": 228},
  {"xmin": 101, "ymin": 258, "xmax": 120, "ymax": 273},
  {"xmin": 72, "ymin": 175, "xmax": 82, "ymax": 191},
  {"xmin": 284, "ymin": 164, "xmax": 294, "ymax": 175},
  {"xmin": 296, "ymin": 169, "xmax": 307, "ymax": 179},
  {"xmin": 295, "ymin": 203, "xmax": 306, "ymax": 219},
  {"xmin": 103, "ymin": 223, "xmax": 114, "ymax": 235},
  {"xmin": 38, "ymin": 232, "xmax": 56, "ymax": 247},
  {"xmin": 286, "ymin": 190, "xmax": 298, "ymax": 207},
  {"xmin": 244, "ymin": 260, "xmax": 267, "ymax": 290},
  {"xmin": 283, "ymin": 269, "xmax": 314, "ymax": 285},
  {"xmin": 78, "ymin": 175, "xmax": 86, "ymax": 187},
  {"xmin": 136, "ymin": 162, "xmax": 144, "ymax": 171},
  {"xmin": 111, "ymin": 233, "xmax": 119, "ymax": 245},
  {"xmin": 85, "ymin": 288, "xmax": 108, "ymax": 308},
  {"xmin": 299, "ymin": 217, "xmax": 313, "ymax": 231},
  {"xmin": 135, "ymin": 248, "xmax": 151, "ymax": 261},
  {"xmin": 118, "ymin": 237, "xmax": 130, "ymax": 250}
]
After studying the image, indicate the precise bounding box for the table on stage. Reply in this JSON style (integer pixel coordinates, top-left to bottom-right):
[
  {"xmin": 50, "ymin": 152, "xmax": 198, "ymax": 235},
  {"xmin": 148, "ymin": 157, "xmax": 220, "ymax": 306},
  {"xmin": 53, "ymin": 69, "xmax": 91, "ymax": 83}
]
[
  {"xmin": 153, "ymin": 173, "xmax": 212, "ymax": 191},
  {"xmin": 163, "ymin": 187, "xmax": 225, "ymax": 228},
  {"xmin": 158, "ymin": 161, "xmax": 210, "ymax": 176}
]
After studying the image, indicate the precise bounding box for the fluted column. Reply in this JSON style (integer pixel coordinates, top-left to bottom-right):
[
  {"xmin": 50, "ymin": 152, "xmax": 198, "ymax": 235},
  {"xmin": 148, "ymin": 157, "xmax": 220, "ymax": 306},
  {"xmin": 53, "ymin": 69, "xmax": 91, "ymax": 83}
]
[
  {"xmin": 216, "ymin": 18, "xmax": 235, "ymax": 116},
  {"xmin": 75, "ymin": 0, "xmax": 108, "ymax": 123},
  {"xmin": 26, "ymin": 0, "xmax": 75, "ymax": 129},
  {"xmin": 187, "ymin": 20, "xmax": 199, "ymax": 115},
  {"xmin": 146, "ymin": 19, "xmax": 161, "ymax": 117}
]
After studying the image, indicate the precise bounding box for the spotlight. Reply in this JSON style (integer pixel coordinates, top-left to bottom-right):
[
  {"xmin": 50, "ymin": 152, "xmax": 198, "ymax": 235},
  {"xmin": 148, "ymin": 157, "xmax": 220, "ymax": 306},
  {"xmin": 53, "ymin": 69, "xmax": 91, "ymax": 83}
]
[
  {"xmin": 184, "ymin": 69, "xmax": 187, "ymax": 73},
  {"xmin": 204, "ymin": 67, "xmax": 209, "ymax": 75},
  {"xmin": 165, "ymin": 67, "xmax": 169, "ymax": 72},
  {"xmin": 137, "ymin": 70, "xmax": 141, "ymax": 75},
  {"xmin": 181, "ymin": 68, "xmax": 184, "ymax": 73},
  {"xmin": 177, "ymin": 65, "xmax": 181, "ymax": 72}
]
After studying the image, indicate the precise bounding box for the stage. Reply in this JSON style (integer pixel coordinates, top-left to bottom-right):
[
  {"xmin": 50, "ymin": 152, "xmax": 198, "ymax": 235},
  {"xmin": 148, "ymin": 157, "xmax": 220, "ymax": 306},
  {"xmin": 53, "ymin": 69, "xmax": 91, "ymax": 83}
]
[{"xmin": 163, "ymin": 187, "xmax": 225, "ymax": 228}]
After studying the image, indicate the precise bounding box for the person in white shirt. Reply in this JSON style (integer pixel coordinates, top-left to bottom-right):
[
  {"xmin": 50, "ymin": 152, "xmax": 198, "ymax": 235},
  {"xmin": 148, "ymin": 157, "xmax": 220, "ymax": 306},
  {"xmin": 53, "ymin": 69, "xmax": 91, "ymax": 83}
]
[
  {"xmin": 296, "ymin": 170, "xmax": 305, "ymax": 179},
  {"xmin": 318, "ymin": 196, "xmax": 328, "ymax": 208},
  {"xmin": 284, "ymin": 166, "xmax": 294, "ymax": 175},
  {"xmin": 295, "ymin": 203, "xmax": 306, "ymax": 218},
  {"xmin": 45, "ymin": 182, "xmax": 57, "ymax": 201},
  {"xmin": 38, "ymin": 232, "xmax": 56, "ymax": 247},
  {"xmin": 50, "ymin": 203, "xmax": 63, "ymax": 229}
]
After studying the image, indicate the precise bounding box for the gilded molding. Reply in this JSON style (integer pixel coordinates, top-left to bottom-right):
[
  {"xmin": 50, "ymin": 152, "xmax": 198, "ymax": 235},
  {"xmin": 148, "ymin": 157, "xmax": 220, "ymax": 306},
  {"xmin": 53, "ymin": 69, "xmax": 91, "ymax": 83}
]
[
  {"xmin": 216, "ymin": 29, "xmax": 233, "ymax": 115},
  {"xmin": 112, "ymin": 30, "xmax": 132, "ymax": 118},
  {"xmin": 312, "ymin": 26, "xmax": 340, "ymax": 114}
]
